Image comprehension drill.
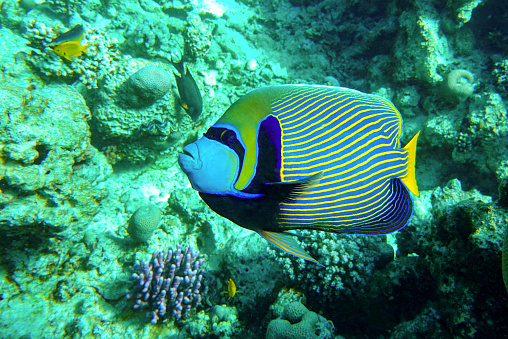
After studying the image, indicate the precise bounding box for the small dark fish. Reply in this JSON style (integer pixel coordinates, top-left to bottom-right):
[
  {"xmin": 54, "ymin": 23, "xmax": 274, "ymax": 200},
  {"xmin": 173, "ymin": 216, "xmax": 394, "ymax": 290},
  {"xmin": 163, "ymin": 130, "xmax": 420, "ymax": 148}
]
[
  {"xmin": 171, "ymin": 58, "xmax": 203, "ymax": 122},
  {"xmin": 49, "ymin": 24, "xmax": 84, "ymax": 45}
]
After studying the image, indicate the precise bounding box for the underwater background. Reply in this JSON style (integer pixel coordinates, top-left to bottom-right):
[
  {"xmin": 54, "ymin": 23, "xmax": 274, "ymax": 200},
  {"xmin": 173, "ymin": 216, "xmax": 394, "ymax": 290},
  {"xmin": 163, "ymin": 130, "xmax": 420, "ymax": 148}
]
[{"xmin": 1, "ymin": 0, "xmax": 508, "ymax": 337}]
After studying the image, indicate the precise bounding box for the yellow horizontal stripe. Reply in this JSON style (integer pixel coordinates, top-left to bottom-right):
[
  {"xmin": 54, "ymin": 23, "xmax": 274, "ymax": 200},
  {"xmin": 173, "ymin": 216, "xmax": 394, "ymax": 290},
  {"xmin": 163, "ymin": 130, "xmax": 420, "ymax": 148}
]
[
  {"xmin": 279, "ymin": 188, "xmax": 389, "ymax": 220},
  {"xmin": 272, "ymin": 88, "xmax": 326, "ymax": 112},
  {"xmin": 281, "ymin": 125, "xmax": 400, "ymax": 183},
  {"xmin": 262, "ymin": 231, "xmax": 314, "ymax": 260},
  {"xmin": 283, "ymin": 158, "xmax": 407, "ymax": 203},
  {"xmin": 281, "ymin": 187, "xmax": 390, "ymax": 217},
  {"xmin": 284, "ymin": 129, "xmax": 400, "ymax": 176},
  {"xmin": 283, "ymin": 99, "xmax": 391, "ymax": 138},
  {"xmin": 283, "ymin": 104, "xmax": 373, "ymax": 144},
  {"xmin": 283, "ymin": 120, "xmax": 398, "ymax": 164},
  {"xmin": 279, "ymin": 175, "xmax": 395, "ymax": 212}
]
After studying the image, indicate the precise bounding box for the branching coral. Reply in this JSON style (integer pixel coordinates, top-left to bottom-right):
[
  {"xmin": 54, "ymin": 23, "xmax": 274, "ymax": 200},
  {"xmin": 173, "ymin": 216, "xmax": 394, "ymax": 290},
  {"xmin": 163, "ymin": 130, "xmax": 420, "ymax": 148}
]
[{"xmin": 126, "ymin": 245, "xmax": 207, "ymax": 324}]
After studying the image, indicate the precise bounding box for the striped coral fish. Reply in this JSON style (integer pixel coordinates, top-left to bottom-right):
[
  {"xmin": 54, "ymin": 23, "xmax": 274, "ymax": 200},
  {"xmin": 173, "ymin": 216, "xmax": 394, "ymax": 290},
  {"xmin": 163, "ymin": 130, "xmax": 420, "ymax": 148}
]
[{"xmin": 178, "ymin": 85, "xmax": 419, "ymax": 265}]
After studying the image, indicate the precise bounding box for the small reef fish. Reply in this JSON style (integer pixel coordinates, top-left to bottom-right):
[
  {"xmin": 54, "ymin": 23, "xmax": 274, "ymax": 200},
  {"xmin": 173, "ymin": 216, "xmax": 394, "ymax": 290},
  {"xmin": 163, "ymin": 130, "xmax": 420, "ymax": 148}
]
[
  {"xmin": 178, "ymin": 85, "xmax": 420, "ymax": 265},
  {"xmin": 49, "ymin": 24, "xmax": 91, "ymax": 61},
  {"xmin": 221, "ymin": 278, "xmax": 239, "ymax": 300},
  {"xmin": 171, "ymin": 58, "xmax": 203, "ymax": 122},
  {"xmin": 18, "ymin": 0, "xmax": 45, "ymax": 12}
]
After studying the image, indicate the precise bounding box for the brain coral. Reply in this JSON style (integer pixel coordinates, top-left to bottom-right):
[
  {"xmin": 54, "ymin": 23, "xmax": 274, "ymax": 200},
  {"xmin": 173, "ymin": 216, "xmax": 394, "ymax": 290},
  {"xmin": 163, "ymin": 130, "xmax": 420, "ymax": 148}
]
[
  {"xmin": 118, "ymin": 66, "xmax": 171, "ymax": 108},
  {"xmin": 127, "ymin": 204, "xmax": 162, "ymax": 242},
  {"xmin": 442, "ymin": 69, "xmax": 475, "ymax": 104},
  {"xmin": 266, "ymin": 301, "xmax": 334, "ymax": 339}
]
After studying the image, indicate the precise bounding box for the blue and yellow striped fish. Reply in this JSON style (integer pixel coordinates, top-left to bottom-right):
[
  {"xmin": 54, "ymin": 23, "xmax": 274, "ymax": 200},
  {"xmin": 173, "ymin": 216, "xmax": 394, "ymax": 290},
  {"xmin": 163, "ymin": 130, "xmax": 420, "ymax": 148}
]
[{"xmin": 178, "ymin": 85, "xmax": 419, "ymax": 265}]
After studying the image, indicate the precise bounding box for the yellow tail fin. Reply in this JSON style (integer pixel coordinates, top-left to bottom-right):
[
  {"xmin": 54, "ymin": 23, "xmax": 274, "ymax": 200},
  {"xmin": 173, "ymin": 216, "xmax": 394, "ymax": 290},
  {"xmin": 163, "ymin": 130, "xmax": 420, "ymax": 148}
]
[{"xmin": 401, "ymin": 131, "xmax": 420, "ymax": 197}]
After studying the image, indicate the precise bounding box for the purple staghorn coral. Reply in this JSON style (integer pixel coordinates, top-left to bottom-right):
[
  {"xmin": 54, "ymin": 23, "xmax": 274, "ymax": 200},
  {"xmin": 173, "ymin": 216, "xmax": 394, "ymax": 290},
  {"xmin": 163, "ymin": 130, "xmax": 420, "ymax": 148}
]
[{"xmin": 126, "ymin": 244, "xmax": 206, "ymax": 324}]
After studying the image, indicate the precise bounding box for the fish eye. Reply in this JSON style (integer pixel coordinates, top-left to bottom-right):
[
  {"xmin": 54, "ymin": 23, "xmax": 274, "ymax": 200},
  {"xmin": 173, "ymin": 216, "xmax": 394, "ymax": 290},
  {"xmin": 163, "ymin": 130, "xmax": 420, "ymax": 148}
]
[{"xmin": 220, "ymin": 130, "xmax": 237, "ymax": 146}]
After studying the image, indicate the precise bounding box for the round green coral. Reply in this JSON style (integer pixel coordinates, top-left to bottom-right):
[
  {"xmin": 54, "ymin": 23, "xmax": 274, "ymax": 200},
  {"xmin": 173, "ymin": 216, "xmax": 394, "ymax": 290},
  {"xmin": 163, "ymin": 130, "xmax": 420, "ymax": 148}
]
[
  {"xmin": 441, "ymin": 69, "xmax": 475, "ymax": 104},
  {"xmin": 127, "ymin": 204, "xmax": 162, "ymax": 242}
]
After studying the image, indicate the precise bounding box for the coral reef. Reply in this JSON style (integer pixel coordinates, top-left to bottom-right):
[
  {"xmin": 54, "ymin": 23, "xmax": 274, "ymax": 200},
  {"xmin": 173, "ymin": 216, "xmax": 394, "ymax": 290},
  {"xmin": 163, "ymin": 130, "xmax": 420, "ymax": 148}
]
[
  {"xmin": 209, "ymin": 305, "xmax": 242, "ymax": 338},
  {"xmin": 493, "ymin": 58, "xmax": 508, "ymax": 96},
  {"xmin": 127, "ymin": 204, "xmax": 162, "ymax": 242},
  {"xmin": 393, "ymin": 2, "xmax": 451, "ymax": 84},
  {"xmin": 126, "ymin": 245, "xmax": 206, "ymax": 324},
  {"xmin": 90, "ymin": 57, "xmax": 189, "ymax": 162},
  {"xmin": 0, "ymin": 80, "xmax": 110, "ymax": 232},
  {"xmin": 120, "ymin": 3, "xmax": 184, "ymax": 61},
  {"xmin": 453, "ymin": 92, "xmax": 508, "ymax": 174},
  {"xmin": 182, "ymin": 305, "xmax": 241, "ymax": 338},
  {"xmin": 184, "ymin": 14, "xmax": 212, "ymax": 60},
  {"xmin": 270, "ymin": 231, "xmax": 393, "ymax": 303},
  {"xmin": 0, "ymin": 0, "xmax": 507, "ymax": 337},
  {"xmin": 394, "ymin": 179, "xmax": 508, "ymax": 337},
  {"xmin": 444, "ymin": 0, "xmax": 484, "ymax": 30}
]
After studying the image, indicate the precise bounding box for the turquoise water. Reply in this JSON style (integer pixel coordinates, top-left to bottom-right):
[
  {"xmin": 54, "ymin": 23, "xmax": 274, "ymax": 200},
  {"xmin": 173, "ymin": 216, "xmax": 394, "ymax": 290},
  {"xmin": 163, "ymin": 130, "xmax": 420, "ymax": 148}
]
[{"xmin": 0, "ymin": 0, "xmax": 507, "ymax": 337}]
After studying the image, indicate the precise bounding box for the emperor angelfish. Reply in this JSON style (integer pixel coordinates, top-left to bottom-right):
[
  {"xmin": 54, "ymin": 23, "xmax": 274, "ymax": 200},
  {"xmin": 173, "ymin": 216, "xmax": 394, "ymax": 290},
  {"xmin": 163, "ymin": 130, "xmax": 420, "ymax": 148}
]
[{"xmin": 178, "ymin": 85, "xmax": 420, "ymax": 265}]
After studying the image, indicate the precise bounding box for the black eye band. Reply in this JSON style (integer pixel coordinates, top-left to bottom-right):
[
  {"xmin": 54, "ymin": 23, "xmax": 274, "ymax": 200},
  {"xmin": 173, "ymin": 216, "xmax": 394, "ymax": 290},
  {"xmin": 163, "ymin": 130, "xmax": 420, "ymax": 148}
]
[{"xmin": 205, "ymin": 127, "xmax": 245, "ymax": 173}]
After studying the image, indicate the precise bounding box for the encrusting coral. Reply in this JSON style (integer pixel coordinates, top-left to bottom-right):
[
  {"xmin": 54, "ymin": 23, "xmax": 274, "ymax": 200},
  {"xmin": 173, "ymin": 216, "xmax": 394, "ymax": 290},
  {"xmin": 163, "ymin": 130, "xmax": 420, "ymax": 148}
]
[{"xmin": 0, "ymin": 81, "xmax": 110, "ymax": 232}]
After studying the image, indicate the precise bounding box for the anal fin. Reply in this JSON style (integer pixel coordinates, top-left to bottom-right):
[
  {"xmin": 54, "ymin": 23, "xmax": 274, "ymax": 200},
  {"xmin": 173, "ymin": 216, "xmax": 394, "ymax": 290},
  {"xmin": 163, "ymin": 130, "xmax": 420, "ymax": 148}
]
[{"xmin": 259, "ymin": 230, "xmax": 324, "ymax": 266}]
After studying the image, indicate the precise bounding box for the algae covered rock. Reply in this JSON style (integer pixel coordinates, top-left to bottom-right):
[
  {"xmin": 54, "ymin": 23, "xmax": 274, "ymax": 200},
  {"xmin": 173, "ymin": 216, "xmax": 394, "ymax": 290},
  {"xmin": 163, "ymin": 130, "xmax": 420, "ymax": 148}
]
[
  {"xmin": 0, "ymin": 82, "xmax": 111, "ymax": 233},
  {"xmin": 127, "ymin": 204, "xmax": 162, "ymax": 242},
  {"xmin": 393, "ymin": 2, "xmax": 451, "ymax": 84}
]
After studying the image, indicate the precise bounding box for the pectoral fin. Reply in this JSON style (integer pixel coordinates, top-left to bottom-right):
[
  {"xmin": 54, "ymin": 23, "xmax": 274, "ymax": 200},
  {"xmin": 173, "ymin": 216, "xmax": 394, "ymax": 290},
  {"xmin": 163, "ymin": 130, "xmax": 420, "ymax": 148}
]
[
  {"xmin": 263, "ymin": 172, "xmax": 323, "ymax": 203},
  {"xmin": 259, "ymin": 230, "xmax": 324, "ymax": 266}
]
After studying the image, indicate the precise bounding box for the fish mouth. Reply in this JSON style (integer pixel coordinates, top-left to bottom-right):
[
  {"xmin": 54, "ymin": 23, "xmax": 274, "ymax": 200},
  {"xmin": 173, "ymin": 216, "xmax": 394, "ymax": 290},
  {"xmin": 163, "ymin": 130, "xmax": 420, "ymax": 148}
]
[
  {"xmin": 181, "ymin": 148, "xmax": 194, "ymax": 160},
  {"xmin": 178, "ymin": 143, "xmax": 202, "ymax": 170}
]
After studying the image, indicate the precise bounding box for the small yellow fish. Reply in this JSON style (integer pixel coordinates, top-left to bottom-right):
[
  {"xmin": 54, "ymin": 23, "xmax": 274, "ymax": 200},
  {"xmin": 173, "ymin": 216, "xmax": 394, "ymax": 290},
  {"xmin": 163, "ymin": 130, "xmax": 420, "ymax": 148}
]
[
  {"xmin": 221, "ymin": 278, "xmax": 240, "ymax": 300},
  {"xmin": 50, "ymin": 24, "xmax": 92, "ymax": 61}
]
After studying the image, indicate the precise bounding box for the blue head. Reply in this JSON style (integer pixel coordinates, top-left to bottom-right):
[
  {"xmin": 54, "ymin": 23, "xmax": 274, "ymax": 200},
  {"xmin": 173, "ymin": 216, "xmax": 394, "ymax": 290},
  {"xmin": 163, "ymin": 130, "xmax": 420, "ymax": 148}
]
[{"xmin": 178, "ymin": 136, "xmax": 240, "ymax": 194}]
